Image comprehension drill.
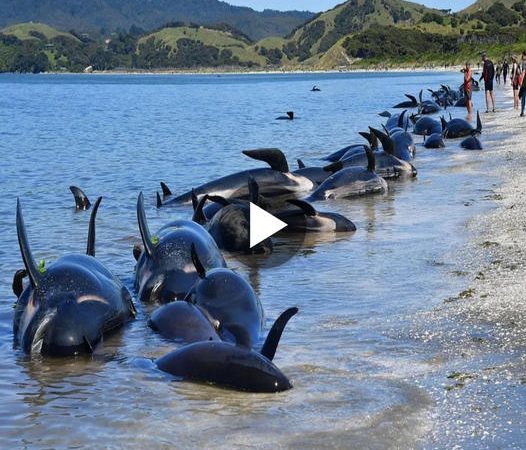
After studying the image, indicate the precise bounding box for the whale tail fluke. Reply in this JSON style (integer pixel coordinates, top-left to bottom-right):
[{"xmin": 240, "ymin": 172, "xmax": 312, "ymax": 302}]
[
  {"xmin": 260, "ymin": 307, "xmax": 298, "ymax": 361},
  {"xmin": 69, "ymin": 186, "xmax": 91, "ymax": 210}
]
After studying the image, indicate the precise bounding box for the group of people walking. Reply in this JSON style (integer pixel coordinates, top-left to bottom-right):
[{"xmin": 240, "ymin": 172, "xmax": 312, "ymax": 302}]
[{"xmin": 462, "ymin": 51, "xmax": 526, "ymax": 117}]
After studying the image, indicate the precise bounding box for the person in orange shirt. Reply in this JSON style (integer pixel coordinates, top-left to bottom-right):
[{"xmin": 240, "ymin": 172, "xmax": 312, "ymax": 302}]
[{"xmin": 461, "ymin": 62, "xmax": 473, "ymax": 118}]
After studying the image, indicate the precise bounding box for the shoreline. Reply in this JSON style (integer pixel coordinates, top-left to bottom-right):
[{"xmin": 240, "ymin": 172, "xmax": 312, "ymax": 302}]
[
  {"xmin": 415, "ymin": 87, "xmax": 526, "ymax": 447},
  {"xmin": 0, "ymin": 65, "xmax": 466, "ymax": 77}
]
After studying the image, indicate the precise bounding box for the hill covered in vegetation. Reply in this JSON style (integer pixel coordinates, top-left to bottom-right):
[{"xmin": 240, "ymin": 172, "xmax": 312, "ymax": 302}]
[
  {"xmin": 1, "ymin": 1, "xmax": 526, "ymax": 73},
  {"xmin": 0, "ymin": 0, "xmax": 313, "ymax": 42}
]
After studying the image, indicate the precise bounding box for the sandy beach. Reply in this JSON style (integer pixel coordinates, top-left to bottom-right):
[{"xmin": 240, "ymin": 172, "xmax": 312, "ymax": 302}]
[{"xmin": 403, "ymin": 88, "xmax": 526, "ymax": 448}]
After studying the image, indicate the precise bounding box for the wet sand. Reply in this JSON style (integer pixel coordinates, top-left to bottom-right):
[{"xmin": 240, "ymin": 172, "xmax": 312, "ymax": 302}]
[{"xmin": 407, "ymin": 88, "xmax": 526, "ymax": 448}]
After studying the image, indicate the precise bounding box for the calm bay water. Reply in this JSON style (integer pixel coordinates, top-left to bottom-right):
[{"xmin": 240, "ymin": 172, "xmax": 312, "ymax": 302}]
[{"xmin": 0, "ymin": 72, "xmax": 495, "ymax": 448}]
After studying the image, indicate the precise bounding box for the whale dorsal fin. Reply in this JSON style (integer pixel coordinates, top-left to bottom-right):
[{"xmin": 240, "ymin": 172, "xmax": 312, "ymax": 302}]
[
  {"xmin": 16, "ymin": 199, "xmax": 42, "ymax": 288},
  {"xmin": 133, "ymin": 244, "xmax": 142, "ymax": 261},
  {"xmin": 191, "ymin": 189, "xmax": 198, "ymax": 211},
  {"xmin": 419, "ymin": 89, "xmax": 423, "ymax": 104},
  {"xmin": 260, "ymin": 307, "xmax": 298, "ymax": 360},
  {"xmin": 359, "ymin": 131, "xmax": 371, "ymax": 144},
  {"xmin": 156, "ymin": 192, "xmax": 163, "ymax": 209},
  {"xmin": 12, "ymin": 269, "xmax": 27, "ymax": 297},
  {"xmin": 440, "ymin": 116, "xmax": 448, "ymax": 131},
  {"xmin": 287, "ymin": 199, "xmax": 317, "ymax": 216},
  {"xmin": 243, "ymin": 148, "xmax": 289, "ymax": 173},
  {"xmin": 86, "ymin": 196, "xmax": 102, "ymax": 257},
  {"xmin": 378, "ymin": 111, "xmax": 391, "ymax": 118},
  {"xmin": 207, "ymin": 195, "xmax": 230, "ymax": 206},
  {"xmin": 248, "ymin": 176, "xmax": 259, "ymax": 205},
  {"xmin": 297, "ymin": 159, "xmax": 306, "ymax": 169},
  {"xmin": 405, "ymin": 94, "xmax": 417, "ymax": 105},
  {"xmin": 192, "ymin": 194, "xmax": 209, "ymax": 225},
  {"xmin": 360, "ymin": 132, "xmax": 378, "ymax": 151},
  {"xmin": 286, "ymin": 111, "xmax": 294, "ymax": 120},
  {"xmin": 476, "ymin": 110, "xmax": 482, "ymax": 134},
  {"xmin": 323, "ymin": 161, "xmax": 343, "ymax": 174},
  {"xmin": 160, "ymin": 181, "xmax": 172, "ymax": 197},
  {"xmin": 69, "ymin": 186, "xmax": 91, "ymax": 210},
  {"xmin": 370, "ymin": 127, "xmax": 394, "ymax": 156},
  {"xmin": 190, "ymin": 243, "xmax": 206, "ymax": 279},
  {"xmin": 398, "ymin": 110, "xmax": 407, "ymax": 128},
  {"xmin": 365, "ymin": 146, "xmax": 375, "ymax": 172},
  {"xmin": 137, "ymin": 192, "xmax": 155, "ymax": 258}
]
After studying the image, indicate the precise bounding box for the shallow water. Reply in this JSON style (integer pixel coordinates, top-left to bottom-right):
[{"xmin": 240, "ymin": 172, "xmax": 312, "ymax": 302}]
[{"xmin": 0, "ymin": 72, "xmax": 500, "ymax": 448}]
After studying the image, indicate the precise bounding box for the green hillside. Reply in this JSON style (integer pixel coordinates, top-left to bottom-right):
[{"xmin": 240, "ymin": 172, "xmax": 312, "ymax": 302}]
[
  {"xmin": 139, "ymin": 26, "xmax": 266, "ymax": 67},
  {"xmin": 2, "ymin": 22, "xmax": 79, "ymax": 42},
  {"xmin": 2, "ymin": 1, "xmax": 526, "ymax": 73},
  {"xmin": 462, "ymin": 0, "xmax": 523, "ymax": 14},
  {"xmin": 281, "ymin": 0, "xmax": 447, "ymax": 64},
  {"xmin": 274, "ymin": 0, "xmax": 526, "ymax": 69}
]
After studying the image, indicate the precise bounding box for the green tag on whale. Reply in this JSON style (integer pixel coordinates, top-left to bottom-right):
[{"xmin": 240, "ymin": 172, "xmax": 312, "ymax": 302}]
[{"xmin": 38, "ymin": 259, "xmax": 47, "ymax": 274}]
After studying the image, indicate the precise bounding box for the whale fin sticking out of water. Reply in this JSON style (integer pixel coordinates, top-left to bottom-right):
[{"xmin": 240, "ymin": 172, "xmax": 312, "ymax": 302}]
[
  {"xmin": 69, "ymin": 186, "xmax": 91, "ymax": 210},
  {"xmin": 276, "ymin": 111, "xmax": 294, "ymax": 120},
  {"xmin": 378, "ymin": 111, "xmax": 391, "ymax": 118},
  {"xmin": 155, "ymin": 306, "xmax": 298, "ymax": 392},
  {"xmin": 15, "ymin": 196, "xmax": 136, "ymax": 356},
  {"xmin": 160, "ymin": 182, "xmax": 172, "ymax": 197},
  {"xmin": 242, "ymin": 148, "xmax": 289, "ymax": 173},
  {"xmin": 12, "ymin": 269, "xmax": 27, "ymax": 297},
  {"xmin": 297, "ymin": 159, "xmax": 306, "ymax": 169},
  {"xmin": 287, "ymin": 199, "xmax": 317, "ymax": 216},
  {"xmin": 474, "ymin": 110, "xmax": 482, "ymax": 135},
  {"xmin": 260, "ymin": 307, "xmax": 298, "ymax": 360},
  {"xmin": 323, "ymin": 160, "xmax": 344, "ymax": 175}
]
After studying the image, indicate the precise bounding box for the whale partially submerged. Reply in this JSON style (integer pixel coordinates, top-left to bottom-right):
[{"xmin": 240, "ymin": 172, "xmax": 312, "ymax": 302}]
[
  {"xmin": 13, "ymin": 197, "xmax": 136, "ymax": 356},
  {"xmin": 156, "ymin": 307, "xmax": 298, "ymax": 392},
  {"xmin": 159, "ymin": 149, "xmax": 313, "ymax": 206}
]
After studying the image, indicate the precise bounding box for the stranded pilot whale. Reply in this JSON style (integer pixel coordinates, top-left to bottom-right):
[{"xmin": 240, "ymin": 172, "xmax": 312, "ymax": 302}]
[
  {"xmin": 192, "ymin": 180, "xmax": 274, "ymax": 255},
  {"xmin": 13, "ymin": 197, "xmax": 136, "ymax": 356},
  {"xmin": 135, "ymin": 192, "xmax": 226, "ymax": 303},
  {"xmin": 307, "ymin": 147, "xmax": 388, "ymax": 201},
  {"xmin": 158, "ymin": 149, "xmax": 313, "ymax": 206},
  {"xmin": 184, "ymin": 244, "xmax": 264, "ymax": 348},
  {"xmin": 276, "ymin": 199, "xmax": 356, "ymax": 232},
  {"xmin": 156, "ymin": 307, "xmax": 298, "ymax": 392}
]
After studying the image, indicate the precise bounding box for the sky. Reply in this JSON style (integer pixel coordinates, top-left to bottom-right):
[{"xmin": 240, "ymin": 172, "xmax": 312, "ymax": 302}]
[{"xmin": 226, "ymin": 1, "xmax": 475, "ymax": 13}]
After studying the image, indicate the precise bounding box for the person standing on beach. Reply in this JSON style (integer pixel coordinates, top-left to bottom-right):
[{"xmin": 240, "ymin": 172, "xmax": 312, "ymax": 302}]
[
  {"xmin": 461, "ymin": 62, "xmax": 473, "ymax": 118},
  {"xmin": 520, "ymin": 73, "xmax": 526, "ymax": 117},
  {"xmin": 496, "ymin": 63, "xmax": 502, "ymax": 85},
  {"xmin": 503, "ymin": 60, "xmax": 509, "ymax": 85},
  {"xmin": 520, "ymin": 52, "xmax": 526, "ymax": 117},
  {"xmin": 479, "ymin": 53, "xmax": 496, "ymax": 113},
  {"xmin": 511, "ymin": 55, "xmax": 520, "ymax": 110}
]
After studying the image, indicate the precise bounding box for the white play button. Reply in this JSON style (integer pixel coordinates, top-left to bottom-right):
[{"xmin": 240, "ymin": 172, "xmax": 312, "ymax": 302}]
[{"xmin": 249, "ymin": 202, "xmax": 287, "ymax": 249}]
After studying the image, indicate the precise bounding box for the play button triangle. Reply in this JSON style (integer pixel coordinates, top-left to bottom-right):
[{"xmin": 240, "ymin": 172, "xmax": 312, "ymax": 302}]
[{"xmin": 249, "ymin": 202, "xmax": 287, "ymax": 249}]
